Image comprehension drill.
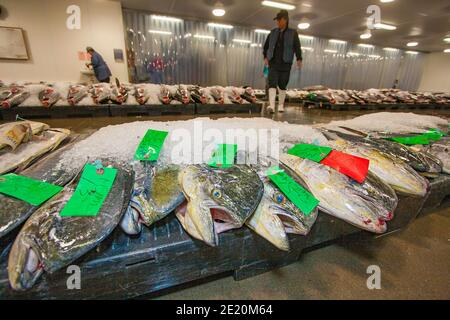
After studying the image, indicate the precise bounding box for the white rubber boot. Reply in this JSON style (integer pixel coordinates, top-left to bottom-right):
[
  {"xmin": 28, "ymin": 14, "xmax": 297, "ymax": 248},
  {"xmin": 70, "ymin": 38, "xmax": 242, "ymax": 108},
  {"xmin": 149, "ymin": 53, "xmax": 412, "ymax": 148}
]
[
  {"xmin": 268, "ymin": 88, "xmax": 276, "ymax": 113},
  {"xmin": 278, "ymin": 89, "xmax": 286, "ymax": 113}
]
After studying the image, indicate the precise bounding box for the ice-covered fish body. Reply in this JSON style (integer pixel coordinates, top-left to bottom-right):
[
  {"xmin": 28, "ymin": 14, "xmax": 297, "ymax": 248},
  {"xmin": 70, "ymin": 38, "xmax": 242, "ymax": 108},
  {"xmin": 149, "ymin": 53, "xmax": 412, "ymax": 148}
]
[
  {"xmin": 241, "ymin": 87, "xmax": 257, "ymax": 103},
  {"xmin": 0, "ymin": 122, "xmax": 32, "ymax": 151},
  {"xmin": 120, "ymin": 163, "xmax": 185, "ymax": 235},
  {"xmin": 0, "ymin": 142, "xmax": 81, "ymax": 239},
  {"xmin": 331, "ymin": 139, "xmax": 429, "ymax": 197},
  {"xmin": 177, "ymin": 164, "xmax": 263, "ymax": 246},
  {"xmin": 210, "ymin": 87, "xmax": 225, "ymax": 104},
  {"xmin": 67, "ymin": 84, "xmax": 88, "ymax": 105},
  {"xmin": 110, "ymin": 85, "xmax": 128, "ymax": 104},
  {"xmin": 38, "ymin": 87, "xmax": 60, "ymax": 107},
  {"xmin": 281, "ymin": 155, "xmax": 388, "ymax": 233},
  {"xmin": 189, "ymin": 86, "xmax": 207, "ymax": 104},
  {"xmin": 158, "ymin": 86, "xmax": 171, "ymax": 104},
  {"xmin": 134, "ymin": 86, "xmax": 149, "ymax": 105},
  {"xmin": 2, "ymin": 90, "xmax": 30, "ymax": 109},
  {"xmin": 173, "ymin": 87, "xmax": 191, "ymax": 104},
  {"xmin": 228, "ymin": 89, "xmax": 244, "ymax": 104},
  {"xmin": 8, "ymin": 160, "xmax": 134, "ymax": 290},
  {"xmin": 91, "ymin": 84, "xmax": 111, "ymax": 104},
  {"xmin": 0, "ymin": 128, "xmax": 71, "ymax": 175}
]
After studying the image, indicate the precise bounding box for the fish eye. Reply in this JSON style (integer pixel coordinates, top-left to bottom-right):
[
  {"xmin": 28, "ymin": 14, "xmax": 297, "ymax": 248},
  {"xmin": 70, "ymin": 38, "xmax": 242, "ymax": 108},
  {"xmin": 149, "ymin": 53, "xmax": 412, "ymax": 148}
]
[
  {"xmin": 274, "ymin": 193, "xmax": 285, "ymax": 204},
  {"xmin": 212, "ymin": 189, "xmax": 222, "ymax": 199}
]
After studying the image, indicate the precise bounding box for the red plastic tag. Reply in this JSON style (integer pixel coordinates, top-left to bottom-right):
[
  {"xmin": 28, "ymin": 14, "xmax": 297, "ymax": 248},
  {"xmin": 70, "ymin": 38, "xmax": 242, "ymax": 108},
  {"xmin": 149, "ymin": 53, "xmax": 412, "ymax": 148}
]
[{"xmin": 320, "ymin": 150, "xmax": 369, "ymax": 183}]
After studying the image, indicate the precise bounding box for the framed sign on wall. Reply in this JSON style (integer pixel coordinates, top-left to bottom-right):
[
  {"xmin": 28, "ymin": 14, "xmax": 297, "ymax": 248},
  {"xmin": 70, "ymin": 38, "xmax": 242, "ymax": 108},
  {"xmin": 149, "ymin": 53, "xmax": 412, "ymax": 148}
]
[{"xmin": 0, "ymin": 27, "xmax": 29, "ymax": 60}]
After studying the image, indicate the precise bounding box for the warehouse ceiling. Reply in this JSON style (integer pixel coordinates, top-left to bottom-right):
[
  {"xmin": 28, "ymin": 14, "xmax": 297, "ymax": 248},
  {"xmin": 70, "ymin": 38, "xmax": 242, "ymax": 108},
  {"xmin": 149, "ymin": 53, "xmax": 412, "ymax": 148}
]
[{"xmin": 118, "ymin": 0, "xmax": 450, "ymax": 52}]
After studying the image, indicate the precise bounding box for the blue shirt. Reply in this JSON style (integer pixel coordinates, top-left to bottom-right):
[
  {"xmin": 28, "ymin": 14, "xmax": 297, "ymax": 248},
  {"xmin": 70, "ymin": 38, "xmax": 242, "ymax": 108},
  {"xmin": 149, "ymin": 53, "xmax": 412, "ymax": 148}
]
[{"xmin": 91, "ymin": 51, "xmax": 112, "ymax": 81}]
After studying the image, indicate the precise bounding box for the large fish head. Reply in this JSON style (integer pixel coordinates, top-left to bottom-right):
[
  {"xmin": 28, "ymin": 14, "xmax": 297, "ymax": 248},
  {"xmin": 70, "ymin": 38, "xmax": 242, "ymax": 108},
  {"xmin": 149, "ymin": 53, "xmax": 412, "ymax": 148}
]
[
  {"xmin": 178, "ymin": 165, "xmax": 263, "ymax": 246},
  {"xmin": 8, "ymin": 235, "xmax": 43, "ymax": 291}
]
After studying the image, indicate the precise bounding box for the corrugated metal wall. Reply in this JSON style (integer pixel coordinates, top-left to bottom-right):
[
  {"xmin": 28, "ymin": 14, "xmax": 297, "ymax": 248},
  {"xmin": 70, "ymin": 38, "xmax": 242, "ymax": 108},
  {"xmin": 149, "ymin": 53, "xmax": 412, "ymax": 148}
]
[{"xmin": 123, "ymin": 9, "xmax": 425, "ymax": 91}]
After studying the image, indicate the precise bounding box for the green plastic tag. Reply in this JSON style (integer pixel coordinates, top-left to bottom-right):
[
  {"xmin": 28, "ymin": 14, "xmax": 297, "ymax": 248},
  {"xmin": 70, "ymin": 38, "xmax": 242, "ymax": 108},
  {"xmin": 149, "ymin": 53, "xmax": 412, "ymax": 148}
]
[
  {"xmin": 60, "ymin": 164, "xmax": 117, "ymax": 217},
  {"xmin": 0, "ymin": 174, "xmax": 63, "ymax": 206},
  {"xmin": 208, "ymin": 144, "xmax": 238, "ymax": 168},
  {"xmin": 287, "ymin": 144, "xmax": 332, "ymax": 162},
  {"xmin": 385, "ymin": 136, "xmax": 430, "ymax": 145},
  {"xmin": 265, "ymin": 166, "xmax": 319, "ymax": 216},
  {"xmin": 134, "ymin": 129, "xmax": 168, "ymax": 161},
  {"xmin": 422, "ymin": 129, "xmax": 444, "ymax": 141}
]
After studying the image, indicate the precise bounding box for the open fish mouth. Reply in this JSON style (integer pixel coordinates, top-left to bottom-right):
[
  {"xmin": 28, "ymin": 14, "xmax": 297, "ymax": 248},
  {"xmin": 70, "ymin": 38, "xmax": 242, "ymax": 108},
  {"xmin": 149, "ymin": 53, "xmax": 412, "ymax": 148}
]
[
  {"xmin": 271, "ymin": 207, "xmax": 308, "ymax": 235},
  {"xmin": 8, "ymin": 241, "xmax": 44, "ymax": 291}
]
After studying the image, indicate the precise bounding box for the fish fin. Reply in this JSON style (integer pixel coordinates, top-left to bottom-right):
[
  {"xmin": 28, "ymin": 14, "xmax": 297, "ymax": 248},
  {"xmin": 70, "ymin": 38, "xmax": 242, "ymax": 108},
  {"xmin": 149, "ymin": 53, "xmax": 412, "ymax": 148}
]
[{"xmin": 338, "ymin": 126, "xmax": 368, "ymax": 137}]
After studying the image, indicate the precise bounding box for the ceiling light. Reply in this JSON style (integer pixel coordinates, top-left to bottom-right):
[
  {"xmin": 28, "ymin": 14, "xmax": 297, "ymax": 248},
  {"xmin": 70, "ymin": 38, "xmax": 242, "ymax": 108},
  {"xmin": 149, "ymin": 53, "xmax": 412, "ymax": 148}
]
[
  {"xmin": 347, "ymin": 52, "xmax": 360, "ymax": 56},
  {"xmin": 368, "ymin": 54, "xmax": 381, "ymax": 58},
  {"xmin": 380, "ymin": 0, "xmax": 395, "ymax": 3},
  {"xmin": 212, "ymin": 8, "xmax": 226, "ymax": 17},
  {"xmin": 261, "ymin": 1, "xmax": 296, "ymax": 10},
  {"xmin": 255, "ymin": 29, "xmax": 270, "ymax": 34},
  {"xmin": 148, "ymin": 30, "xmax": 172, "ymax": 35},
  {"xmin": 443, "ymin": 49, "xmax": 450, "ymax": 53},
  {"xmin": 194, "ymin": 34, "xmax": 215, "ymax": 40},
  {"xmin": 374, "ymin": 23, "xmax": 397, "ymax": 30},
  {"xmin": 329, "ymin": 39, "xmax": 347, "ymax": 44},
  {"xmin": 358, "ymin": 44, "xmax": 374, "ymax": 48},
  {"xmin": 299, "ymin": 35, "xmax": 314, "ymax": 40},
  {"xmin": 360, "ymin": 32, "xmax": 372, "ymax": 39},
  {"xmin": 233, "ymin": 39, "xmax": 252, "ymax": 44},
  {"xmin": 302, "ymin": 47, "xmax": 313, "ymax": 51},
  {"xmin": 406, "ymin": 51, "xmax": 419, "ymax": 54},
  {"xmin": 250, "ymin": 43, "xmax": 259, "ymax": 47},
  {"xmin": 184, "ymin": 33, "xmax": 192, "ymax": 38},
  {"xmin": 298, "ymin": 22, "xmax": 310, "ymax": 30},
  {"xmin": 151, "ymin": 15, "xmax": 183, "ymax": 22},
  {"xmin": 383, "ymin": 47, "xmax": 398, "ymax": 51},
  {"xmin": 302, "ymin": 3, "xmax": 312, "ymax": 7},
  {"xmin": 324, "ymin": 49, "xmax": 338, "ymax": 53},
  {"xmin": 443, "ymin": 37, "xmax": 450, "ymax": 43},
  {"xmin": 407, "ymin": 42, "xmax": 418, "ymax": 47},
  {"xmin": 208, "ymin": 22, "xmax": 233, "ymax": 29}
]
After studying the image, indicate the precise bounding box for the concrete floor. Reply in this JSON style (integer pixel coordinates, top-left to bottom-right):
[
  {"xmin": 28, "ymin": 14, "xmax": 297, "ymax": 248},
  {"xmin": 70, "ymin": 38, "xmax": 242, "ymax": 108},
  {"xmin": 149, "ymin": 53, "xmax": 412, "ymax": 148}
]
[{"xmin": 2, "ymin": 105, "xmax": 449, "ymax": 299}]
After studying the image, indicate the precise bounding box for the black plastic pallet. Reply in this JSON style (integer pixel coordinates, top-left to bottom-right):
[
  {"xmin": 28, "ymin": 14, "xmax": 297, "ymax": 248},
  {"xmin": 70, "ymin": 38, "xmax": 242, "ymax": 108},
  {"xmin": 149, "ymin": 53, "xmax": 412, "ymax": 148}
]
[
  {"xmin": 0, "ymin": 174, "xmax": 447, "ymax": 299},
  {"xmin": 1, "ymin": 105, "xmax": 110, "ymax": 120},
  {"xmin": 195, "ymin": 103, "xmax": 262, "ymax": 115},
  {"xmin": 109, "ymin": 104, "xmax": 195, "ymax": 117}
]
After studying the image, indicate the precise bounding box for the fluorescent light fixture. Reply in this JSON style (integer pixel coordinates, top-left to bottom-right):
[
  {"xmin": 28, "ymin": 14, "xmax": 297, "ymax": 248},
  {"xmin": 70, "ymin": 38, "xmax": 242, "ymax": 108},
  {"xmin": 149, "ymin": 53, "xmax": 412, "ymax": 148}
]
[
  {"xmin": 383, "ymin": 47, "xmax": 398, "ymax": 51},
  {"xmin": 302, "ymin": 3, "xmax": 312, "ymax": 7},
  {"xmin": 261, "ymin": 1, "xmax": 296, "ymax": 10},
  {"xmin": 208, "ymin": 22, "xmax": 233, "ymax": 29},
  {"xmin": 194, "ymin": 34, "xmax": 215, "ymax": 40},
  {"xmin": 347, "ymin": 52, "xmax": 360, "ymax": 56},
  {"xmin": 374, "ymin": 23, "xmax": 397, "ymax": 30},
  {"xmin": 329, "ymin": 39, "xmax": 347, "ymax": 44},
  {"xmin": 299, "ymin": 35, "xmax": 314, "ymax": 40},
  {"xmin": 407, "ymin": 41, "xmax": 418, "ymax": 47},
  {"xmin": 302, "ymin": 47, "xmax": 313, "ymax": 51},
  {"xmin": 406, "ymin": 51, "xmax": 418, "ymax": 54},
  {"xmin": 380, "ymin": 0, "xmax": 395, "ymax": 3},
  {"xmin": 151, "ymin": 15, "xmax": 183, "ymax": 22},
  {"xmin": 444, "ymin": 49, "xmax": 450, "ymax": 53},
  {"xmin": 358, "ymin": 43, "xmax": 374, "ymax": 48},
  {"xmin": 184, "ymin": 33, "xmax": 192, "ymax": 38},
  {"xmin": 360, "ymin": 32, "xmax": 372, "ymax": 39},
  {"xmin": 324, "ymin": 49, "xmax": 338, "ymax": 53},
  {"xmin": 250, "ymin": 43, "xmax": 259, "ymax": 47},
  {"xmin": 297, "ymin": 22, "xmax": 310, "ymax": 30},
  {"xmin": 148, "ymin": 30, "xmax": 172, "ymax": 35},
  {"xmin": 212, "ymin": 9, "xmax": 226, "ymax": 17},
  {"xmin": 233, "ymin": 38, "xmax": 252, "ymax": 44},
  {"xmin": 444, "ymin": 37, "xmax": 450, "ymax": 43},
  {"xmin": 368, "ymin": 54, "xmax": 381, "ymax": 58},
  {"xmin": 255, "ymin": 29, "xmax": 270, "ymax": 34}
]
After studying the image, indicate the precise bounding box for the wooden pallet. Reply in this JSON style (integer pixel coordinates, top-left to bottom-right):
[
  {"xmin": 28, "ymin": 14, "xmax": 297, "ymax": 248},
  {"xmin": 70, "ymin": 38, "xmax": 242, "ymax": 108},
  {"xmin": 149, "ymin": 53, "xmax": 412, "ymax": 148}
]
[
  {"xmin": 1, "ymin": 105, "xmax": 110, "ymax": 121},
  {"xmin": 109, "ymin": 104, "xmax": 195, "ymax": 117},
  {"xmin": 195, "ymin": 103, "xmax": 262, "ymax": 115},
  {"xmin": 1, "ymin": 174, "xmax": 447, "ymax": 299}
]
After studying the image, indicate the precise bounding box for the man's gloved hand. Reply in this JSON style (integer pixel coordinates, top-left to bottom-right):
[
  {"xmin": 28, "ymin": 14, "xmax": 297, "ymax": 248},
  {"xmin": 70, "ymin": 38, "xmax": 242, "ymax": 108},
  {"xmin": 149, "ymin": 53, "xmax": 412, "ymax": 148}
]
[{"xmin": 296, "ymin": 60, "xmax": 303, "ymax": 69}]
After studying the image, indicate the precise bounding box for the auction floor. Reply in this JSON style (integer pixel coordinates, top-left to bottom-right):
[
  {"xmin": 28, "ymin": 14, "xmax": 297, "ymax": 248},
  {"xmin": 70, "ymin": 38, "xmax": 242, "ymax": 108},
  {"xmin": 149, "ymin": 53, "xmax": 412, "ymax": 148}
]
[{"xmin": 3, "ymin": 105, "xmax": 450, "ymax": 299}]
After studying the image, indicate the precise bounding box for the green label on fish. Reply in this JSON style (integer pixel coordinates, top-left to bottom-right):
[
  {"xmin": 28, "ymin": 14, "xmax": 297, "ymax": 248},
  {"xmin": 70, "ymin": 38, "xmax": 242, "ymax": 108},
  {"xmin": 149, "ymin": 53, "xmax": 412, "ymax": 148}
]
[
  {"xmin": 134, "ymin": 129, "xmax": 169, "ymax": 161},
  {"xmin": 60, "ymin": 164, "xmax": 117, "ymax": 217},
  {"xmin": 0, "ymin": 174, "xmax": 63, "ymax": 206},
  {"xmin": 208, "ymin": 144, "xmax": 238, "ymax": 168},
  {"xmin": 384, "ymin": 128, "xmax": 446, "ymax": 146},
  {"xmin": 266, "ymin": 166, "xmax": 319, "ymax": 216},
  {"xmin": 287, "ymin": 144, "xmax": 332, "ymax": 162}
]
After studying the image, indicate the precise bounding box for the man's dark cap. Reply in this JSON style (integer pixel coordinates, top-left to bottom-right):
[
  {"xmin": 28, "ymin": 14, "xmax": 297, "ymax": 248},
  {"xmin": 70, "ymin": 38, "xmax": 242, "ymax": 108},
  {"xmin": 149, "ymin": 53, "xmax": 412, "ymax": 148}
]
[{"xmin": 273, "ymin": 10, "xmax": 289, "ymax": 20}]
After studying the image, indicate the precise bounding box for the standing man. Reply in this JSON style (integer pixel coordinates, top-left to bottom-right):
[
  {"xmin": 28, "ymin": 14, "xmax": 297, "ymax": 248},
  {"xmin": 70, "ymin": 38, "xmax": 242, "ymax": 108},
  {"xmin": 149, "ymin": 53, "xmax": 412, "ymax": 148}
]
[
  {"xmin": 86, "ymin": 47, "xmax": 112, "ymax": 83},
  {"xmin": 263, "ymin": 10, "xmax": 302, "ymax": 113}
]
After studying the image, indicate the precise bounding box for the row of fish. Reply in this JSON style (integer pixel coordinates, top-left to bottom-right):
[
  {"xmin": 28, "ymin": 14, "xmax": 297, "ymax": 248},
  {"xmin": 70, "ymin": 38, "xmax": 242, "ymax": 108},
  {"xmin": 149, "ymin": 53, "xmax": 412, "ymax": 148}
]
[
  {"xmin": 0, "ymin": 120, "xmax": 448, "ymax": 291},
  {"xmin": 0, "ymin": 81, "xmax": 258, "ymax": 108},
  {"xmin": 286, "ymin": 87, "xmax": 450, "ymax": 105}
]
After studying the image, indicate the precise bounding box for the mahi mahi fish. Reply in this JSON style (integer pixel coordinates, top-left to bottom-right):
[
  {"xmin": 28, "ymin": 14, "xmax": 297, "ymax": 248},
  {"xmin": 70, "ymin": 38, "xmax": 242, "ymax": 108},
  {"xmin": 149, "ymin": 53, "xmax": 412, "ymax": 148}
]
[
  {"xmin": 328, "ymin": 138, "xmax": 429, "ymax": 197},
  {"xmin": 0, "ymin": 141, "xmax": 81, "ymax": 239},
  {"xmin": 246, "ymin": 163, "xmax": 319, "ymax": 251},
  {"xmin": 120, "ymin": 163, "xmax": 185, "ymax": 235},
  {"xmin": 0, "ymin": 121, "xmax": 49, "ymax": 150},
  {"xmin": 176, "ymin": 164, "xmax": 264, "ymax": 246},
  {"xmin": 412, "ymin": 137, "xmax": 450, "ymax": 174},
  {"xmin": 0, "ymin": 128, "xmax": 71, "ymax": 175},
  {"xmin": 7, "ymin": 160, "xmax": 134, "ymax": 290},
  {"xmin": 281, "ymin": 154, "xmax": 398, "ymax": 233}
]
